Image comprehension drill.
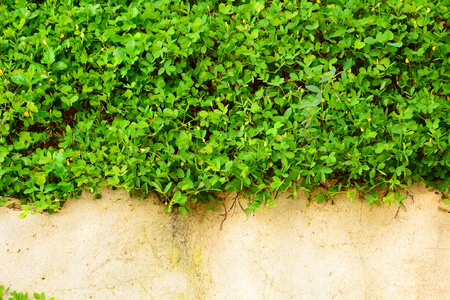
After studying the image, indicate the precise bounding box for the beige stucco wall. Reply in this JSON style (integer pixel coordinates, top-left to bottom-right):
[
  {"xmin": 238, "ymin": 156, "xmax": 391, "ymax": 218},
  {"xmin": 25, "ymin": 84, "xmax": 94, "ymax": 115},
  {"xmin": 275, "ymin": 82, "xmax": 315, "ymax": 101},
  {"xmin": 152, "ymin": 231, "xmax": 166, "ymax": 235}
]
[{"xmin": 1, "ymin": 182, "xmax": 449, "ymax": 299}]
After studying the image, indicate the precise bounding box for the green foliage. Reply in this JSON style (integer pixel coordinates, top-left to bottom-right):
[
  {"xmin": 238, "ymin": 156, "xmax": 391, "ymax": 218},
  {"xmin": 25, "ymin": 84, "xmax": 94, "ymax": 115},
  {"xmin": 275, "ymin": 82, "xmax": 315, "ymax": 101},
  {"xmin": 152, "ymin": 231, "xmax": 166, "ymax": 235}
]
[
  {"xmin": 0, "ymin": 0, "xmax": 449, "ymax": 216},
  {"xmin": 0, "ymin": 285, "xmax": 54, "ymax": 300}
]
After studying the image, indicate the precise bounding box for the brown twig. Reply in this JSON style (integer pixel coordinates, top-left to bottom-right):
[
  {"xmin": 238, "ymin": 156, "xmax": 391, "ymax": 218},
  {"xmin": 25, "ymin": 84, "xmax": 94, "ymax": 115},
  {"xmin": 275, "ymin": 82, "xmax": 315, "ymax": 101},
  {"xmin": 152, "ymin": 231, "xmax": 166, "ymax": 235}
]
[
  {"xmin": 395, "ymin": 201, "xmax": 406, "ymax": 218},
  {"xmin": 219, "ymin": 192, "xmax": 245, "ymax": 230},
  {"xmin": 406, "ymin": 190, "xmax": 414, "ymax": 204}
]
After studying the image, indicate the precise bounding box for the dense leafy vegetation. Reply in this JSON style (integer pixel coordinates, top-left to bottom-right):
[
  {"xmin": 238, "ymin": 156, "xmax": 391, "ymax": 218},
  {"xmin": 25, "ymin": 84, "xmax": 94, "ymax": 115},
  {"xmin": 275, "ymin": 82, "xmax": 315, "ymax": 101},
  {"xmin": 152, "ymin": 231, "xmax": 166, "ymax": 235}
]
[
  {"xmin": 0, "ymin": 285, "xmax": 54, "ymax": 300},
  {"xmin": 0, "ymin": 0, "xmax": 449, "ymax": 217}
]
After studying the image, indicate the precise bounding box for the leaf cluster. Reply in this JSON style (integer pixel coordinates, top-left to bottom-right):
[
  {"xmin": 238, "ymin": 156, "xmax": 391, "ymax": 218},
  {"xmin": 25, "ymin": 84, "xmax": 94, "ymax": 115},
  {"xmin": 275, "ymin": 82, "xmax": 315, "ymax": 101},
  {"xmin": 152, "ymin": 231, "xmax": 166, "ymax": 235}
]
[{"xmin": 0, "ymin": 0, "xmax": 449, "ymax": 216}]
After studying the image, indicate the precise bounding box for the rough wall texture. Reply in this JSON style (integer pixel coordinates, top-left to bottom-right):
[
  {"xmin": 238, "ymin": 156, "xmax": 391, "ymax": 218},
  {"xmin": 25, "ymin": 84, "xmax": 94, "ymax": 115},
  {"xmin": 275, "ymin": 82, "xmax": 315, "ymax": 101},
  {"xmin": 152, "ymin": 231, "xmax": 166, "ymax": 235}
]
[{"xmin": 1, "ymin": 182, "xmax": 449, "ymax": 299}]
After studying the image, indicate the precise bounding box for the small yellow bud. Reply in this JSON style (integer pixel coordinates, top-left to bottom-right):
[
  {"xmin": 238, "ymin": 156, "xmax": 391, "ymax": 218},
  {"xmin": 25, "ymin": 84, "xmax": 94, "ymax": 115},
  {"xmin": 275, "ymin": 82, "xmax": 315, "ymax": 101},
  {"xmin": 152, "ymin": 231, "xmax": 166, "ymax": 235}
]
[
  {"xmin": 207, "ymin": 5, "xmax": 209, "ymax": 9},
  {"xmin": 207, "ymin": 166, "xmax": 210, "ymax": 171},
  {"xmin": 140, "ymin": 148, "xmax": 145, "ymax": 152},
  {"xmin": 264, "ymin": 141, "xmax": 267, "ymax": 147},
  {"xmin": 50, "ymin": 78, "xmax": 54, "ymax": 82},
  {"xmin": 43, "ymin": 40, "xmax": 47, "ymax": 45},
  {"xmin": 216, "ymin": 97, "xmax": 220, "ymax": 102},
  {"xmin": 301, "ymin": 88, "xmax": 304, "ymax": 93},
  {"xmin": 346, "ymin": 111, "xmax": 348, "ymax": 114},
  {"xmin": 224, "ymin": 121, "xmax": 227, "ymax": 125},
  {"xmin": 347, "ymin": 98, "xmax": 351, "ymax": 101},
  {"xmin": 155, "ymin": 114, "xmax": 157, "ymax": 117},
  {"xmin": 321, "ymin": 98, "xmax": 325, "ymax": 103},
  {"xmin": 0, "ymin": 69, "xmax": 2, "ymax": 75},
  {"xmin": 361, "ymin": 128, "xmax": 364, "ymax": 132},
  {"xmin": 60, "ymin": 34, "xmax": 64, "ymax": 38},
  {"xmin": 367, "ymin": 117, "xmax": 371, "ymax": 122},
  {"xmin": 156, "ymin": 104, "xmax": 159, "ymax": 107},
  {"xmin": 67, "ymin": 159, "xmax": 70, "ymax": 165},
  {"xmin": 426, "ymin": 7, "xmax": 431, "ymax": 13},
  {"xmin": 24, "ymin": 111, "xmax": 29, "ymax": 117},
  {"xmin": 432, "ymin": 46, "xmax": 436, "ymax": 51},
  {"xmin": 316, "ymin": 0, "xmax": 320, "ymax": 3},
  {"xmin": 371, "ymin": 7, "xmax": 375, "ymax": 11},
  {"xmin": 101, "ymin": 48, "xmax": 104, "ymax": 51},
  {"xmin": 165, "ymin": 202, "xmax": 168, "ymax": 206},
  {"xmin": 242, "ymin": 19, "xmax": 246, "ymax": 24},
  {"xmin": 197, "ymin": 126, "xmax": 200, "ymax": 130},
  {"xmin": 405, "ymin": 58, "xmax": 409, "ymax": 64},
  {"xmin": 269, "ymin": 163, "xmax": 273, "ymax": 167},
  {"xmin": 25, "ymin": 13, "xmax": 29, "ymax": 17},
  {"xmin": 429, "ymin": 138, "xmax": 432, "ymax": 143},
  {"xmin": 181, "ymin": 162, "xmax": 184, "ymax": 166},
  {"xmin": 50, "ymin": 109, "xmax": 52, "ymax": 114},
  {"xmin": 257, "ymin": 8, "xmax": 261, "ymax": 12},
  {"xmin": 55, "ymin": 199, "xmax": 59, "ymax": 202},
  {"xmin": 76, "ymin": 24, "xmax": 79, "ymax": 30}
]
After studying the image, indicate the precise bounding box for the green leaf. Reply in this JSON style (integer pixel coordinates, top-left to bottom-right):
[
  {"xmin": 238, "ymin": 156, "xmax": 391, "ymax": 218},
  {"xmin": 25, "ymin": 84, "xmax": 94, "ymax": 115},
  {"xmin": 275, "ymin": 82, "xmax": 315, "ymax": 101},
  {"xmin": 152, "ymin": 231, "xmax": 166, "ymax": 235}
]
[
  {"xmin": 305, "ymin": 85, "xmax": 320, "ymax": 93},
  {"xmin": 343, "ymin": 58, "xmax": 353, "ymax": 70},
  {"xmin": 123, "ymin": 90, "xmax": 133, "ymax": 98},
  {"xmin": 387, "ymin": 42, "xmax": 402, "ymax": 48},
  {"xmin": 11, "ymin": 73, "xmax": 29, "ymax": 86},
  {"xmin": 19, "ymin": 131, "xmax": 31, "ymax": 143},
  {"xmin": 269, "ymin": 76, "xmax": 284, "ymax": 86},
  {"xmin": 305, "ymin": 23, "xmax": 319, "ymax": 31},
  {"xmin": 322, "ymin": 167, "xmax": 333, "ymax": 174},
  {"xmin": 35, "ymin": 172, "xmax": 47, "ymax": 186},
  {"xmin": 53, "ymin": 61, "xmax": 67, "ymax": 70},
  {"xmin": 178, "ymin": 206, "xmax": 187, "ymax": 217},
  {"xmin": 354, "ymin": 40, "xmax": 365, "ymax": 49},
  {"xmin": 251, "ymin": 29, "xmax": 259, "ymax": 39},
  {"xmin": 113, "ymin": 48, "xmax": 127, "ymax": 60},
  {"xmin": 42, "ymin": 48, "xmax": 55, "ymax": 66},
  {"xmin": 284, "ymin": 151, "xmax": 295, "ymax": 159}
]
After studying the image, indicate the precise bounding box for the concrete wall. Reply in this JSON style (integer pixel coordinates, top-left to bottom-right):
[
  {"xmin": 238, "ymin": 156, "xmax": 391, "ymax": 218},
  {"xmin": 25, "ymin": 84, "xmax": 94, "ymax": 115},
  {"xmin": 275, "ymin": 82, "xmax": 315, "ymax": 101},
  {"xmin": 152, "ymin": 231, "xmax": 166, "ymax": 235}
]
[{"xmin": 1, "ymin": 182, "xmax": 449, "ymax": 299}]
